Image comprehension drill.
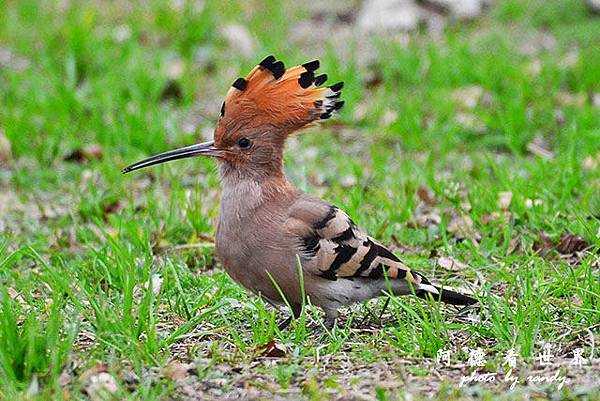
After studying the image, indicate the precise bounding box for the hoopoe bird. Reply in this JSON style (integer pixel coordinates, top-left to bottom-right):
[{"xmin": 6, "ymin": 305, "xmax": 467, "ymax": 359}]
[{"xmin": 124, "ymin": 55, "xmax": 477, "ymax": 329}]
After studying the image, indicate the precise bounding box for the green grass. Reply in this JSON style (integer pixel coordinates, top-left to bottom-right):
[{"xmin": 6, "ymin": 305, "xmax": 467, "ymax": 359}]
[{"xmin": 1, "ymin": 0, "xmax": 599, "ymax": 400}]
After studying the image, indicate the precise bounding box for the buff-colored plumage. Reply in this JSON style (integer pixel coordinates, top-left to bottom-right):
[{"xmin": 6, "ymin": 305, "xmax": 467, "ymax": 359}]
[{"xmin": 124, "ymin": 55, "xmax": 476, "ymax": 329}]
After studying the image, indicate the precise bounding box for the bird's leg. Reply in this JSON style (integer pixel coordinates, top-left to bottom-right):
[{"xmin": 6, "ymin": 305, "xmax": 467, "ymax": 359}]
[
  {"xmin": 323, "ymin": 309, "xmax": 339, "ymax": 330},
  {"xmin": 359, "ymin": 297, "xmax": 391, "ymax": 328},
  {"xmin": 276, "ymin": 303, "xmax": 302, "ymax": 331},
  {"xmin": 358, "ymin": 305, "xmax": 379, "ymax": 327},
  {"xmin": 277, "ymin": 315, "xmax": 293, "ymax": 331},
  {"xmin": 377, "ymin": 297, "xmax": 391, "ymax": 320}
]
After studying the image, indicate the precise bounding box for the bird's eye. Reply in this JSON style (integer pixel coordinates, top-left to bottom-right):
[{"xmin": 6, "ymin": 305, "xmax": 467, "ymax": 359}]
[{"xmin": 237, "ymin": 137, "xmax": 251, "ymax": 149}]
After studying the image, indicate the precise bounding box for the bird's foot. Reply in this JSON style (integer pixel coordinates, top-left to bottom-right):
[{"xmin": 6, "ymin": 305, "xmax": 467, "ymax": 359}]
[
  {"xmin": 323, "ymin": 317, "xmax": 338, "ymax": 330},
  {"xmin": 359, "ymin": 297, "xmax": 391, "ymax": 328},
  {"xmin": 310, "ymin": 318, "xmax": 337, "ymax": 335}
]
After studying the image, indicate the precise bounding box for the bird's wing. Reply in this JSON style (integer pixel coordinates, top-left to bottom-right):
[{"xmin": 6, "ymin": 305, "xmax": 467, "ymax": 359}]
[{"xmin": 284, "ymin": 196, "xmax": 437, "ymax": 293}]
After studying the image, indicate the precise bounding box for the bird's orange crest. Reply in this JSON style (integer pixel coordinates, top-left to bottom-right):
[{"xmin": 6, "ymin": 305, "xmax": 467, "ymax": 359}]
[{"xmin": 215, "ymin": 55, "xmax": 344, "ymax": 147}]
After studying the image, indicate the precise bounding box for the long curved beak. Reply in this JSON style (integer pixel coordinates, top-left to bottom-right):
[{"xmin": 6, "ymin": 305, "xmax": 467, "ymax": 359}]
[{"xmin": 122, "ymin": 140, "xmax": 221, "ymax": 174}]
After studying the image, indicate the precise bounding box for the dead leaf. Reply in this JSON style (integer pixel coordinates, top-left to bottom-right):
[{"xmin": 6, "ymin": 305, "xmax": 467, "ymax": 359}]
[
  {"xmin": 481, "ymin": 214, "xmax": 495, "ymax": 225},
  {"xmin": 363, "ymin": 68, "xmax": 383, "ymax": 88},
  {"xmin": 481, "ymin": 211, "xmax": 512, "ymax": 225},
  {"xmin": 526, "ymin": 135, "xmax": 554, "ymax": 160},
  {"xmin": 102, "ymin": 199, "xmax": 121, "ymax": 215},
  {"xmin": 390, "ymin": 235, "xmax": 421, "ymax": 255},
  {"xmin": 380, "ymin": 109, "xmax": 398, "ymax": 127},
  {"xmin": 556, "ymin": 233, "xmax": 591, "ymax": 254},
  {"xmin": 257, "ymin": 339, "xmax": 287, "ymax": 358},
  {"xmin": 532, "ymin": 231, "xmax": 591, "ymax": 264},
  {"xmin": 447, "ymin": 215, "xmax": 474, "ymax": 238},
  {"xmin": 64, "ymin": 144, "xmax": 104, "ymax": 162},
  {"xmin": 407, "ymin": 212, "xmax": 442, "ymax": 228},
  {"xmin": 532, "ymin": 231, "xmax": 554, "ymax": 257},
  {"xmin": 163, "ymin": 362, "xmax": 194, "ymax": 381},
  {"xmin": 507, "ymin": 237, "xmax": 520, "ymax": 255},
  {"xmin": 497, "ymin": 191, "xmax": 513, "ymax": 210},
  {"xmin": 7, "ymin": 287, "xmax": 21, "ymax": 300},
  {"xmin": 0, "ymin": 128, "xmax": 12, "ymax": 162},
  {"xmin": 571, "ymin": 294, "xmax": 583, "ymax": 307},
  {"xmin": 437, "ymin": 256, "xmax": 468, "ymax": 271},
  {"xmin": 417, "ymin": 185, "xmax": 437, "ymax": 206},
  {"xmin": 409, "ymin": 186, "xmax": 443, "ymax": 228}
]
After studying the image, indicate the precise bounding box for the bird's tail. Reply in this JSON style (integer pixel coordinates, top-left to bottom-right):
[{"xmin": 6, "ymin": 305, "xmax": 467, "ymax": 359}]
[
  {"xmin": 416, "ymin": 285, "xmax": 477, "ymax": 306},
  {"xmin": 220, "ymin": 55, "xmax": 344, "ymax": 134}
]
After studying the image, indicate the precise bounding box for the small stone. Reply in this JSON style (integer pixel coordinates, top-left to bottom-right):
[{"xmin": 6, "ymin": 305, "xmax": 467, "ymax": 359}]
[
  {"xmin": 113, "ymin": 25, "xmax": 131, "ymax": 42},
  {"xmin": 86, "ymin": 372, "xmax": 118, "ymax": 401},
  {"xmin": 525, "ymin": 198, "xmax": 543, "ymax": 208}
]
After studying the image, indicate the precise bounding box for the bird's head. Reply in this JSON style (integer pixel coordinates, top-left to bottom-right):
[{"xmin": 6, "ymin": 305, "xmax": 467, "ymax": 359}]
[{"xmin": 122, "ymin": 55, "xmax": 343, "ymax": 180}]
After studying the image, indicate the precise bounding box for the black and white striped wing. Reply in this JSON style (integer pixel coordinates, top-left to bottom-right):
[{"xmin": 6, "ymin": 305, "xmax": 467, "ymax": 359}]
[{"xmin": 285, "ymin": 199, "xmax": 436, "ymax": 292}]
